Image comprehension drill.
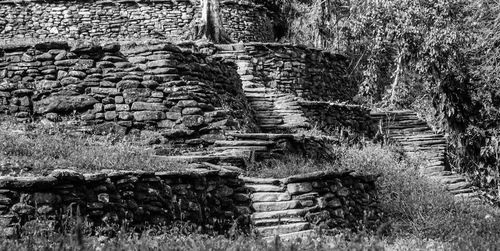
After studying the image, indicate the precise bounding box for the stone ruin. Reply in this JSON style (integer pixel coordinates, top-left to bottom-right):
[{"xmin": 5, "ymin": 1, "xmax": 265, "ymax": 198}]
[{"xmin": 0, "ymin": 0, "xmax": 383, "ymax": 240}]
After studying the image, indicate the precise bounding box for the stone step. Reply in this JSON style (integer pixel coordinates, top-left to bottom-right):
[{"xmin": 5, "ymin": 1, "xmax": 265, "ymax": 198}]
[
  {"xmin": 246, "ymin": 184, "xmax": 285, "ymax": 192},
  {"xmin": 227, "ymin": 133, "xmax": 295, "ymax": 140},
  {"xmin": 256, "ymin": 222, "xmax": 310, "ymax": 236},
  {"xmin": 253, "ymin": 217, "xmax": 306, "ymax": 226},
  {"xmin": 241, "ymin": 177, "xmax": 281, "ymax": 185},
  {"xmin": 214, "ymin": 146, "xmax": 269, "ymax": 152},
  {"xmin": 251, "ymin": 207, "xmax": 317, "ymax": 220},
  {"xmin": 447, "ymin": 181, "xmax": 471, "ymax": 191},
  {"xmin": 425, "ymin": 171, "xmax": 453, "ymax": 177},
  {"xmin": 213, "ymin": 140, "xmax": 275, "ymax": 147},
  {"xmin": 421, "ymin": 165, "xmax": 446, "ymax": 174},
  {"xmin": 449, "ymin": 188, "xmax": 475, "ymax": 195},
  {"xmin": 435, "ymin": 175, "xmax": 466, "ymax": 184},
  {"xmin": 255, "ymin": 115, "xmax": 283, "ymax": 119},
  {"xmin": 258, "ymin": 118, "xmax": 284, "ymax": 124},
  {"xmin": 393, "ymin": 134, "xmax": 444, "ymax": 140},
  {"xmin": 244, "ymin": 88, "xmax": 269, "ymax": 93},
  {"xmin": 262, "ymin": 230, "xmax": 316, "ymax": 242},
  {"xmin": 454, "ymin": 193, "xmax": 481, "ymax": 202},
  {"xmin": 251, "ymin": 192, "xmax": 291, "ymax": 202},
  {"xmin": 252, "ymin": 200, "xmax": 301, "ymax": 212},
  {"xmin": 425, "ymin": 161, "xmax": 445, "ymax": 167}
]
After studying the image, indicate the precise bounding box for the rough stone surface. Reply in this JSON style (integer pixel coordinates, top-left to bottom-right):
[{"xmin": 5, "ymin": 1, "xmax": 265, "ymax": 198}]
[
  {"xmin": 0, "ymin": 0, "xmax": 277, "ymax": 42},
  {"xmin": 0, "ymin": 169, "xmax": 379, "ymax": 237}
]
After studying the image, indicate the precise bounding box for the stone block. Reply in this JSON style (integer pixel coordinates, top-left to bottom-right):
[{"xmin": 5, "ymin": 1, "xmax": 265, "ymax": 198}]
[
  {"xmin": 133, "ymin": 111, "xmax": 165, "ymax": 121},
  {"xmin": 182, "ymin": 107, "xmax": 202, "ymax": 115},
  {"xmin": 181, "ymin": 115, "xmax": 204, "ymax": 128},
  {"xmin": 131, "ymin": 102, "xmax": 167, "ymax": 111},
  {"xmin": 115, "ymin": 104, "xmax": 130, "ymax": 111},
  {"xmin": 287, "ymin": 182, "xmax": 313, "ymax": 195},
  {"xmin": 104, "ymin": 111, "xmax": 117, "ymax": 120},
  {"xmin": 250, "ymin": 192, "xmax": 291, "ymax": 202},
  {"xmin": 166, "ymin": 112, "xmax": 181, "ymax": 120}
]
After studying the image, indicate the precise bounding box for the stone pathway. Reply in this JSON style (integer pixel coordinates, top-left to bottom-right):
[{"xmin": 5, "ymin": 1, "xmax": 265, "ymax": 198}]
[
  {"xmin": 371, "ymin": 110, "xmax": 480, "ymax": 202},
  {"xmin": 242, "ymin": 176, "xmax": 319, "ymax": 241},
  {"xmin": 213, "ymin": 45, "xmax": 310, "ymax": 132}
]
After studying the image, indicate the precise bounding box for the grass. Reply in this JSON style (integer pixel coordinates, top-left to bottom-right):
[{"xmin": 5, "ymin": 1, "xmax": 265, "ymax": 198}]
[
  {"xmin": 246, "ymin": 143, "xmax": 403, "ymax": 178},
  {"xmin": 0, "ymin": 117, "xmax": 185, "ymax": 175},
  {"xmin": 2, "ymin": 118, "xmax": 500, "ymax": 250},
  {"xmin": 246, "ymin": 143, "xmax": 500, "ymax": 250}
]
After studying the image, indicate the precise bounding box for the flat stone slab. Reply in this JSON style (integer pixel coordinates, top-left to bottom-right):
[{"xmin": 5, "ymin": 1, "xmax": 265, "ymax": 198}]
[
  {"xmin": 213, "ymin": 140, "xmax": 275, "ymax": 146},
  {"xmin": 251, "ymin": 192, "xmax": 291, "ymax": 202},
  {"xmin": 256, "ymin": 222, "xmax": 310, "ymax": 236},
  {"xmin": 253, "ymin": 217, "xmax": 306, "ymax": 226},
  {"xmin": 287, "ymin": 182, "xmax": 313, "ymax": 195},
  {"xmin": 447, "ymin": 181, "xmax": 471, "ymax": 191},
  {"xmin": 246, "ymin": 184, "xmax": 284, "ymax": 192},
  {"xmin": 241, "ymin": 177, "xmax": 280, "ymax": 185},
  {"xmin": 263, "ymin": 230, "xmax": 316, "ymax": 242},
  {"xmin": 252, "ymin": 200, "xmax": 300, "ymax": 212},
  {"xmin": 251, "ymin": 206, "xmax": 317, "ymax": 220}
]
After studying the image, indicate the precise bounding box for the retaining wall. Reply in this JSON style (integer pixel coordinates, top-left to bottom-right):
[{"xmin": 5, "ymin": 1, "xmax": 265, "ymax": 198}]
[
  {"xmin": 245, "ymin": 170, "xmax": 379, "ymax": 231},
  {"xmin": 215, "ymin": 43, "xmax": 356, "ymax": 102},
  {"xmin": 0, "ymin": 41, "xmax": 258, "ymax": 145},
  {"xmin": 0, "ymin": 168, "xmax": 250, "ymax": 237},
  {"xmin": 0, "ymin": 0, "xmax": 276, "ymax": 42},
  {"xmin": 0, "ymin": 168, "xmax": 379, "ymax": 237},
  {"xmin": 300, "ymin": 101, "xmax": 375, "ymax": 136}
]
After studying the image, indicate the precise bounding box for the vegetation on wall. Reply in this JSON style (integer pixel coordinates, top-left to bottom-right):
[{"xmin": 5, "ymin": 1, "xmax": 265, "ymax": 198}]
[{"xmin": 279, "ymin": 0, "xmax": 500, "ymax": 201}]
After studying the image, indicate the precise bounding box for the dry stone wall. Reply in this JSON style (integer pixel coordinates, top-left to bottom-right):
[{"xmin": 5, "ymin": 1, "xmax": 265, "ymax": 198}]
[
  {"xmin": 0, "ymin": 168, "xmax": 379, "ymax": 238},
  {"xmin": 0, "ymin": 41, "xmax": 258, "ymax": 145},
  {"xmin": 0, "ymin": 0, "xmax": 276, "ymax": 42},
  {"xmin": 0, "ymin": 169, "xmax": 251, "ymax": 237},
  {"xmin": 244, "ymin": 170, "xmax": 379, "ymax": 236},
  {"xmin": 216, "ymin": 43, "xmax": 356, "ymax": 102},
  {"xmin": 300, "ymin": 101, "xmax": 375, "ymax": 136}
]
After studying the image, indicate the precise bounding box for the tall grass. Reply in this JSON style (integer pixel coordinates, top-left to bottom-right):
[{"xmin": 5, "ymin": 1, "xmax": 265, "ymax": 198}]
[
  {"xmin": 249, "ymin": 143, "xmax": 500, "ymax": 250},
  {"xmin": 0, "ymin": 118, "xmax": 184, "ymax": 175}
]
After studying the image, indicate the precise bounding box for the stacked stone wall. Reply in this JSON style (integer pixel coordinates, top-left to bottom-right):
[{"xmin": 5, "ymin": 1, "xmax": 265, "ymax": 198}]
[
  {"xmin": 235, "ymin": 43, "xmax": 356, "ymax": 102},
  {"xmin": 300, "ymin": 101, "xmax": 375, "ymax": 136},
  {"xmin": 0, "ymin": 41, "xmax": 258, "ymax": 145},
  {"xmin": 245, "ymin": 170, "xmax": 379, "ymax": 233},
  {"xmin": 0, "ymin": 169, "xmax": 251, "ymax": 237},
  {"xmin": 0, "ymin": 169, "xmax": 379, "ymax": 237},
  {"xmin": 0, "ymin": 0, "xmax": 276, "ymax": 42}
]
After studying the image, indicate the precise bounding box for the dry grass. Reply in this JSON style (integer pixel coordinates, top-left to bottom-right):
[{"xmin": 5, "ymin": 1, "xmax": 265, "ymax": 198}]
[
  {"xmin": 248, "ymin": 143, "xmax": 500, "ymax": 250},
  {"xmin": 0, "ymin": 117, "xmax": 185, "ymax": 175},
  {"xmin": 2, "ymin": 118, "xmax": 500, "ymax": 250}
]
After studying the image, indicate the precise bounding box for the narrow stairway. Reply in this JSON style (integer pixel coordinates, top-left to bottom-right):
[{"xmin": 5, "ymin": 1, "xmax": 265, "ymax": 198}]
[
  {"xmin": 242, "ymin": 177, "xmax": 316, "ymax": 241},
  {"xmin": 371, "ymin": 110, "xmax": 480, "ymax": 202},
  {"xmin": 213, "ymin": 45, "xmax": 310, "ymax": 132}
]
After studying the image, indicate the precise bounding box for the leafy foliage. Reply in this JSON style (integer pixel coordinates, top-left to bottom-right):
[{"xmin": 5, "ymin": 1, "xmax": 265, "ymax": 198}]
[{"xmin": 280, "ymin": 0, "xmax": 500, "ymax": 199}]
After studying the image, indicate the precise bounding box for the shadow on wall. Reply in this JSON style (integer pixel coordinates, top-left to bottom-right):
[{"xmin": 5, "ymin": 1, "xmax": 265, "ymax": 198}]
[{"xmin": 0, "ymin": 41, "xmax": 259, "ymax": 144}]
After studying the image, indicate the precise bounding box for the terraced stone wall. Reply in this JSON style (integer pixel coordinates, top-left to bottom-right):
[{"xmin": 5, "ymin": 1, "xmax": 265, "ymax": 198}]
[
  {"xmin": 0, "ymin": 41, "xmax": 258, "ymax": 145},
  {"xmin": 0, "ymin": 169, "xmax": 379, "ymax": 238},
  {"xmin": 300, "ymin": 101, "xmax": 375, "ymax": 136},
  {"xmin": 0, "ymin": 0, "xmax": 276, "ymax": 42},
  {"xmin": 0, "ymin": 169, "xmax": 251, "ymax": 237},
  {"xmin": 244, "ymin": 171, "xmax": 380, "ymax": 235},
  {"xmin": 217, "ymin": 43, "xmax": 356, "ymax": 102}
]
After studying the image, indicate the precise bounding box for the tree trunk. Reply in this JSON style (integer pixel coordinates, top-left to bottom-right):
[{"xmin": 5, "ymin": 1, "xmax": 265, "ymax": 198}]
[
  {"xmin": 197, "ymin": 0, "xmax": 233, "ymax": 43},
  {"xmin": 389, "ymin": 50, "xmax": 403, "ymax": 105}
]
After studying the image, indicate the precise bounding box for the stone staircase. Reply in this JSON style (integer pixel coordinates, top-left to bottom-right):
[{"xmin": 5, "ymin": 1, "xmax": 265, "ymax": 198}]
[
  {"xmin": 213, "ymin": 45, "xmax": 310, "ymax": 132},
  {"xmin": 243, "ymin": 177, "xmax": 316, "ymax": 241},
  {"xmin": 371, "ymin": 110, "xmax": 480, "ymax": 202}
]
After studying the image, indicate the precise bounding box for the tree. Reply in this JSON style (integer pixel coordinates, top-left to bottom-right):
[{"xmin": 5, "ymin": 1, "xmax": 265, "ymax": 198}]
[{"xmin": 196, "ymin": 0, "xmax": 233, "ymax": 43}]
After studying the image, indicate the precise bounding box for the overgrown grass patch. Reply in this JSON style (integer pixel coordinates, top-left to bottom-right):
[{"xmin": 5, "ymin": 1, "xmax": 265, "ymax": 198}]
[
  {"xmin": 0, "ymin": 118, "xmax": 184, "ymax": 175},
  {"xmin": 248, "ymin": 143, "xmax": 500, "ymax": 250}
]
